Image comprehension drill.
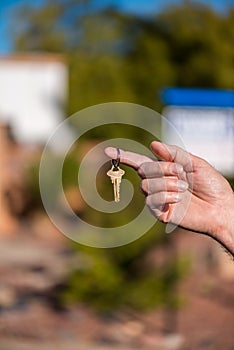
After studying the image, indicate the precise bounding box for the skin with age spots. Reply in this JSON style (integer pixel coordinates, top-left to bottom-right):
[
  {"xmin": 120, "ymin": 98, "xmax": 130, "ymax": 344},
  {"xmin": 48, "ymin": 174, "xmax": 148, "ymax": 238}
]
[{"xmin": 105, "ymin": 141, "xmax": 234, "ymax": 256}]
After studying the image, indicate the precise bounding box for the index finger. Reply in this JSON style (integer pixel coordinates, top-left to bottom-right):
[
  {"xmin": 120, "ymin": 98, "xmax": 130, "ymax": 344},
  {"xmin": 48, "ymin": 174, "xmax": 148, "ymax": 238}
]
[{"xmin": 104, "ymin": 147, "xmax": 155, "ymax": 170}]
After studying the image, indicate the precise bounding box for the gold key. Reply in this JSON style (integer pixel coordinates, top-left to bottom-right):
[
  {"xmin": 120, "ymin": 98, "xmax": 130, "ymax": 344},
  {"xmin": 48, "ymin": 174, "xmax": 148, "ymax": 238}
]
[
  {"xmin": 107, "ymin": 165, "xmax": 125, "ymax": 202},
  {"xmin": 107, "ymin": 148, "xmax": 125, "ymax": 202}
]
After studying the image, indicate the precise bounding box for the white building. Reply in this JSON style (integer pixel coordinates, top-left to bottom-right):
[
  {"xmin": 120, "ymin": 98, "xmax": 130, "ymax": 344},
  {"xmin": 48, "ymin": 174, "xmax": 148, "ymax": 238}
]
[{"xmin": 0, "ymin": 53, "xmax": 68, "ymax": 145}]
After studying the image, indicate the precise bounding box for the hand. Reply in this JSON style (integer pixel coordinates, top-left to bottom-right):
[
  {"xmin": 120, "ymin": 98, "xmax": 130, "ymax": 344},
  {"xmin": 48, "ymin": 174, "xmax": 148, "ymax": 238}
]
[{"xmin": 105, "ymin": 141, "xmax": 234, "ymax": 255}]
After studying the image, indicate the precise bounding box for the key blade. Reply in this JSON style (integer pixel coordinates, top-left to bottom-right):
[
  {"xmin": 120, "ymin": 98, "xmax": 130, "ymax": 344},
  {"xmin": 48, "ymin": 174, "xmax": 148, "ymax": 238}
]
[{"xmin": 114, "ymin": 178, "xmax": 119, "ymax": 202}]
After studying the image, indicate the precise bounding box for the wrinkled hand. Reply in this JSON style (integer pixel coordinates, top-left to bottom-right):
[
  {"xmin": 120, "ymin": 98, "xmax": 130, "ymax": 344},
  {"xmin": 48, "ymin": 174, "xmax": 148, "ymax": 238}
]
[{"xmin": 105, "ymin": 141, "xmax": 234, "ymax": 254}]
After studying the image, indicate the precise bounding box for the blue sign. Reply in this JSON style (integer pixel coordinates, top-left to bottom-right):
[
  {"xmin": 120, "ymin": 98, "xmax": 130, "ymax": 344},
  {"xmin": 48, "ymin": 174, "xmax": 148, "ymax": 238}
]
[
  {"xmin": 160, "ymin": 87, "xmax": 234, "ymax": 108},
  {"xmin": 161, "ymin": 87, "xmax": 234, "ymax": 176}
]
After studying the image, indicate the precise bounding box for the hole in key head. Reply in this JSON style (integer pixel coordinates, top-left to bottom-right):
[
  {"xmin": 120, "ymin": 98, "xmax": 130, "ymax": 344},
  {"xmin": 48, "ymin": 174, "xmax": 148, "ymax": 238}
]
[{"xmin": 111, "ymin": 159, "xmax": 119, "ymax": 171}]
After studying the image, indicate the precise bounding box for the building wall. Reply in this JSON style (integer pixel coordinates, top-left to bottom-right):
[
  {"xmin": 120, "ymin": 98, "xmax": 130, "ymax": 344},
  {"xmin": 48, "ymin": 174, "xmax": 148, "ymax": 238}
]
[{"xmin": 0, "ymin": 53, "xmax": 68, "ymax": 144}]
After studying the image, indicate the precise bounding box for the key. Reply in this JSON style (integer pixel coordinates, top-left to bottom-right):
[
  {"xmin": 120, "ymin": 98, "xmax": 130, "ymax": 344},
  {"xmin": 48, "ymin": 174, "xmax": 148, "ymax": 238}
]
[{"xmin": 107, "ymin": 165, "xmax": 125, "ymax": 202}]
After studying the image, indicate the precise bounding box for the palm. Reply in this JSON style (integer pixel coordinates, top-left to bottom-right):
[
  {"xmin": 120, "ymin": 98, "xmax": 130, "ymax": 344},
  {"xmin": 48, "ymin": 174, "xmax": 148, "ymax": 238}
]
[{"xmin": 161, "ymin": 156, "xmax": 232, "ymax": 234}]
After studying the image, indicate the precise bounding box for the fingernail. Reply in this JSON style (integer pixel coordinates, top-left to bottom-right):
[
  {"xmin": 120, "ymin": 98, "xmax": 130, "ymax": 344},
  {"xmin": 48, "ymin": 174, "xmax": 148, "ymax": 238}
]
[
  {"xmin": 104, "ymin": 147, "xmax": 117, "ymax": 159},
  {"xmin": 178, "ymin": 180, "xmax": 188, "ymax": 191}
]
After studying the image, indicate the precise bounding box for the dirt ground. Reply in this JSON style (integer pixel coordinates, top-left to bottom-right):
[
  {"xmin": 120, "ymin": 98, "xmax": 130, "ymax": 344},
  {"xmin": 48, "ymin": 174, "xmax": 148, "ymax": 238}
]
[{"xmin": 0, "ymin": 228, "xmax": 233, "ymax": 350}]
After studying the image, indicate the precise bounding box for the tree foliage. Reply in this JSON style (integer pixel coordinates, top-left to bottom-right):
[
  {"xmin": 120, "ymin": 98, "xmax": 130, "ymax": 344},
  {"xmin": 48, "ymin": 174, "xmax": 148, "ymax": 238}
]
[{"xmin": 11, "ymin": 1, "xmax": 234, "ymax": 114}]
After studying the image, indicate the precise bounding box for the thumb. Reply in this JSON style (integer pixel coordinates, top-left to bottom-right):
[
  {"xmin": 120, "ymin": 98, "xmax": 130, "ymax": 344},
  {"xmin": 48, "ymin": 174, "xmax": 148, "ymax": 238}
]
[{"xmin": 150, "ymin": 141, "xmax": 193, "ymax": 172}]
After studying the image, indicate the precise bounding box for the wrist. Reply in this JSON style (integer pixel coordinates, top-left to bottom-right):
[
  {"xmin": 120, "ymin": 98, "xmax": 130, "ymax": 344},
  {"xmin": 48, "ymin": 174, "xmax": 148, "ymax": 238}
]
[{"xmin": 211, "ymin": 198, "xmax": 234, "ymax": 256}]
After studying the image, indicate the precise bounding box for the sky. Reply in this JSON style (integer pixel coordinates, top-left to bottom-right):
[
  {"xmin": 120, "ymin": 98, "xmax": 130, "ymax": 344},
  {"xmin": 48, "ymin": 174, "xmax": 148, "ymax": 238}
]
[{"xmin": 0, "ymin": 0, "xmax": 234, "ymax": 53}]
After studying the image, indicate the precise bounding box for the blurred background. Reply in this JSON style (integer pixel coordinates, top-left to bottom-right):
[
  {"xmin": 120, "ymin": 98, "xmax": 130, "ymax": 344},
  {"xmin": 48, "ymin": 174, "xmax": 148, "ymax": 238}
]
[{"xmin": 0, "ymin": 0, "xmax": 234, "ymax": 349}]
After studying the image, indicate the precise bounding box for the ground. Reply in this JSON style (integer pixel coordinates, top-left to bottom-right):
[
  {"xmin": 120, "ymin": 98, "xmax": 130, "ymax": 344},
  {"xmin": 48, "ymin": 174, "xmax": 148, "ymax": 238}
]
[{"xmin": 0, "ymin": 226, "xmax": 233, "ymax": 350}]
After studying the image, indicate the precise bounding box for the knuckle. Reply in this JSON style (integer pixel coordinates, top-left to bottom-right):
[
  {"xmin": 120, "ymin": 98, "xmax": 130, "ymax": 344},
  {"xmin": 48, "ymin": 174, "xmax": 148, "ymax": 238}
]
[
  {"xmin": 156, "ymin": 162, "xmax": 164, "ymax": 175},
  {"xmin": 158, "ymin": 191, "xmax": 166, "ymax": 204}
]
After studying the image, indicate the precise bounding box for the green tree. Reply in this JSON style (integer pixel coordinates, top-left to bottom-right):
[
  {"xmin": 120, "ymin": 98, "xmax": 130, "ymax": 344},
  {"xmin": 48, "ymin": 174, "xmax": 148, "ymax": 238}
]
[
  {"xmin": 156, "ymin": 3, "xmax": 234, "ymax": 88},
  {"xmin": 11, "ymin": 1, "xmax": 234, "ymax": 110}
]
